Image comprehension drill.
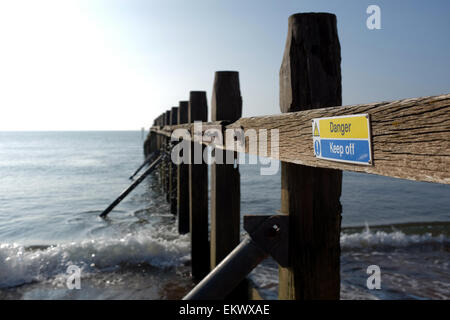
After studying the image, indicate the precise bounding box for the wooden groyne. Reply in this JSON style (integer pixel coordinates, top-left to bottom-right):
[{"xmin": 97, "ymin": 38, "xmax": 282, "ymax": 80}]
[{"xmin": 143, "ymin": 12, "xmax": 450, "ymax": 300}]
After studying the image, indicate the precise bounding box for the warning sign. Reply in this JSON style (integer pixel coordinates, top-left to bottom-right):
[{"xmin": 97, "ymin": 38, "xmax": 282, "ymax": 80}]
[
  {"xmin": 312, "ymin": 114, "xmax": 373, "ymax": 165},
  {"xmin": 313, "ymin": 122, "xmax": 319, "ymax": 136}
]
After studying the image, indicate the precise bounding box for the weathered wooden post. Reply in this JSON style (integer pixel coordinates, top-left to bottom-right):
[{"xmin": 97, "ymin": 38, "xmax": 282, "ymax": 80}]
[
  {"xmin": 144, "ymin": 126, "xmax": 157, "ymax": 158},
  {"xmin": 146, "ymin": 130, "xmax": 155, "ymax": 157},
  {"xmin": 165, "ymin": 110, "xmax": 171, "ymax": 126},
  {"xmin": 188, "ymin": 91, "xmax": 209, "ymax": 280},
  {"xmin": 278, "ymin": 13, "xmax": 342, "ymax": 300},
  {"xmin": 160, "ymin": 112, "xmax": 168, "ymax": 191},
  {"xmin": 170, "ymin": 106, "xmax": 179, "ymax": 215},
  {"xmin": 178, "ymin": 101, "xmax": 190, "ymax": 234},
  {"xmin": 210, "ymin": 71, "xmax": 246, "ymax": 297},
  {"xmin": 165, "ymin": 110, "xmax": 171, "ymax": 201},
  {"xmin": 158, "ymin": 113, "xmax": 164, "ymax": 185},
  {"xmin": 143, "ymin": 133, "xmax": 150, "ymax": 157}
]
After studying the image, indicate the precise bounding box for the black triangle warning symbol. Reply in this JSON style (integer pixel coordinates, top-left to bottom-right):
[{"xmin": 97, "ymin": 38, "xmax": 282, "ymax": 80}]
[{"xmin": 313, "ymin": 122, "xmax": 319, "ymax": 137}]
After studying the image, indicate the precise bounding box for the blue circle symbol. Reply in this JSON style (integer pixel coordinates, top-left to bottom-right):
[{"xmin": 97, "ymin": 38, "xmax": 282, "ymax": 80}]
[{"xmin": 314, "ymin": 140, "xmax": 321, "ymax": 156}]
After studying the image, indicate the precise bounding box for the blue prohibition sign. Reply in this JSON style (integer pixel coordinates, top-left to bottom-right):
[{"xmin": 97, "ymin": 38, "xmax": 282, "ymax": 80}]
[{"xmin": 314, "ymin": 140, "xmax": 321, "ymax": 156}]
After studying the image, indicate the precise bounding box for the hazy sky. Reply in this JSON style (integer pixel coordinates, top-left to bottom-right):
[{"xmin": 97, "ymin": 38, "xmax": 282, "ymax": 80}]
[{"xmin": 0, "ymin": 0, "xmax": 449, "ymax": 130}]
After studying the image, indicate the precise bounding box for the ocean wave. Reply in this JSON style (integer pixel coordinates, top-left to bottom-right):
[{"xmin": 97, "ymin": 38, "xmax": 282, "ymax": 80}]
[
  {"xmin": 0, "ymin": 232, "xmax": 190, "ymax": 289},
  {"xmin": 340, "ymin": 224, "xmax": 449, "ymax": 250},
  {"xmin": 1, "ymin": 223, "xmax": 448, "ymax": 290}
]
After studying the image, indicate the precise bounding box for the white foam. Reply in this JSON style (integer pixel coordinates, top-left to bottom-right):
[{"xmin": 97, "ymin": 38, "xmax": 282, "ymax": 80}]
[
  {"xmin": 0, "ymin": 232, "xmax": 190, "ymax": 288},
  {"xmin": 340, "ymin": 224, "xmax": 448, "ymax": 249},
  {"xmin": 1, "ymin": 224, "xmax": 448, "ymax": 291},
  {"xmin": 250, "ymin": 225, "xmax": 449, "ymax": 300}
]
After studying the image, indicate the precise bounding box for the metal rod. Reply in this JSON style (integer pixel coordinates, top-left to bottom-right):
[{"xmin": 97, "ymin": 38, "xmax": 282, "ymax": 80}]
[
  {"xmin": 99, "ymin": 155, "xmax": 163, "ymax": 218},
  {"xmin": 183, "ymin": 237, "xmax": 268, "ymax": 300},
  {"xmin": 129, "ymin": 151, "xmax": 157, "ymax": 180}
]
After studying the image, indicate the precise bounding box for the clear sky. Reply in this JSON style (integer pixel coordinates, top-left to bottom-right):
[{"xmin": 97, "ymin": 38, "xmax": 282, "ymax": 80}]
[{"xmin": 0, "ymin": 0, "xmax": 449, "ymax": 130}]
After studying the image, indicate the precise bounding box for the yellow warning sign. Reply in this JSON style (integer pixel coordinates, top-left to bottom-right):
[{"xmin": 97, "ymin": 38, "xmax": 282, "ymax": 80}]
[
  {"xmin": 318, "ymin": 115, "xmax": 369, "ymax": 139},
  {"xmin": 312, "ymin": 114, "xmax": 373, "ymax": 165},
  {"xmin": 313, "ymin": 122, "xmax": 319, "ymax": 136}
]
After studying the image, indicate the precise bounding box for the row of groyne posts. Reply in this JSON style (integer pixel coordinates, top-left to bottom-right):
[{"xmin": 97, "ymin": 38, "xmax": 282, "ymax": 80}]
[{"xmin": 134, "ymin": 13, "xmax": 449, "ymax": 300}]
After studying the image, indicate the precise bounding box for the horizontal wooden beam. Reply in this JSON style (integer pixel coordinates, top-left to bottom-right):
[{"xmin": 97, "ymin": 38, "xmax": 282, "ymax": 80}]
[{"xmin": 150, "ymin": 94, "xmax": 450, "ymax": 184}]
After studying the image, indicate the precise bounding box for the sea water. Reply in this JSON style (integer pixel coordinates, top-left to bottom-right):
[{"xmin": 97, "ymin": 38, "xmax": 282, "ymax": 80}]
[{"xmin": 0, "ymin": 131, "xmax": 448, "ymax": 299}]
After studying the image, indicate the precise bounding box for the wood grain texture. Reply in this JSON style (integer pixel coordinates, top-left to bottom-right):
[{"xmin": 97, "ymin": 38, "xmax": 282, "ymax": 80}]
[
  {"xmin": 164, "ymin": 110, "xmax": 171, "ymax": 201},
  {"xmin": 188, "ymin": 91, "xmax": 210, "ymax": 280},
  {"xmin": 157, "ymin": 113, "xmax": 164, "ymax": 186},
  {"xmin": 229, "ymin": 94, "xmax": 450, "ymax": 184},
  {"xmin": 170, "ymin": 107, "xmax": 179, "ymax": 125},
  {"xmin": 278, "ymin": 12, "xmax": 342, "ymax": 300},
  {"xmin": 177, "ymin": 101, "xmax": 190, "ymax": 234},
  {"xmin": 169, "ymin": 106, "xmax": 179, "ymax": 215},
  {"xmin": 280, "ymin": 13, "xmax": 341, "ymax": 113},
  {"xmin": 210, "ymin": 71, "xmax": 245, "ymax": 299},
  {"xmin": 211, "ymin": 71, "xmax": 242, "ymax": 121},
  {"xmin": 151, "ymin": 93, "xmax": 450, "ymax": 185},
  {"xmin": 210, "ymin": 72, "xmax": 242, "ymax": 269}
]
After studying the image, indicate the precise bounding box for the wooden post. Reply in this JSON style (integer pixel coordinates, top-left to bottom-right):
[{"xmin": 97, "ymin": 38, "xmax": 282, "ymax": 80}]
[
  {"xmin": 210, "ymin": 72, "xmax": 242, "ymax": 266},
  {"xmin": 143, "ymin": 134, "xmax": 150, "ymax": 157},
  {"xmin": 148, "ymin": 131, "xmax": 156, "ymax": 156},
  {"xmin": 165, "ymin": 110, "xmax": 171, "ymax": 201},
  {"xmin": 161, "ymin": 112, "xmax": 168, "ymax": 191},
  {"xmin": 170, "ymin": 106, "xmax": 179, "ymax": 215},
  {"xmin": 144, "ymin": 129, "xmax": 156, "ymax": 158},
  {"xmin": 178, "ymin": 101, "xmax": 190, "ymax": 234},
  {"xmin": 188, "ymin": 91, "xmax": 209, "ymax": 280},
  {"xmin": 165, "ymin": 110, "xmax": 171, "ymax": 125},
  {"xmin": 158, "ymin": 113, "xmax": 164, "ymax": 185},
  {"xmin": 278, "ymin": 13, "xmax": 342, "ymax": 300}
]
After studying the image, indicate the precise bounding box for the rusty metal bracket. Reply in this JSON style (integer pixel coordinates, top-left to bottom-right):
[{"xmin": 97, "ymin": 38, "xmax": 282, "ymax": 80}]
[{"xmin": 244, "ymin": 214, "xmax": 289, "ymax": 267}]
